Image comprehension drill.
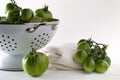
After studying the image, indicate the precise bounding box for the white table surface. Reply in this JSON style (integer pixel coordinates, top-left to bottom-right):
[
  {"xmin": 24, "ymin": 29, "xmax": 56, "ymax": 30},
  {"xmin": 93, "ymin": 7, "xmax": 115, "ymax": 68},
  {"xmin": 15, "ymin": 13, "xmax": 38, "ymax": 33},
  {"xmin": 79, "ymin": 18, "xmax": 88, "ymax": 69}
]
[
  {"xmin": 0, "ymin": 46, "xmax": 120, "ymax": 80},
  {"xmin": 0, "ymin": 64, "xmax": 120, "ymax": 80}
]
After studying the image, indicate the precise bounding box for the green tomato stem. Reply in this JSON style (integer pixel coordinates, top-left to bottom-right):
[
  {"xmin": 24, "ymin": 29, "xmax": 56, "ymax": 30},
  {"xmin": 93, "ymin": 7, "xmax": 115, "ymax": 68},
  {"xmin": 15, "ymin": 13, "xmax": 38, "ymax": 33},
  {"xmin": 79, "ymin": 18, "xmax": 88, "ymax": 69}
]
[
  {"xmin": 10, "ymin": 0, "xmax": 22, "ymax": 10},
  {"xmin": 85, "ymin": 38, "xmax": 108, "ymax": 60},
  {"xmin": 30, "ymin": 48, "xmax": 36, "ymax": 55},
  {"xmin": 43, "ymin": 4, "xmax": 48, "ymax": 12}
]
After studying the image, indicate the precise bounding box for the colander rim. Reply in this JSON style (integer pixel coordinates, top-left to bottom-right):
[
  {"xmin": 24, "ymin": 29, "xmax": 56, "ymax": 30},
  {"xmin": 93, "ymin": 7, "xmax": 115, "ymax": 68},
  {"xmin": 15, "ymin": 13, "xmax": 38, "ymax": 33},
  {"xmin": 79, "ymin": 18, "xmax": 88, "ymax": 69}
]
[{"xmin": 0, "ymin": 19, "xmax": 59, "ymax": 25}]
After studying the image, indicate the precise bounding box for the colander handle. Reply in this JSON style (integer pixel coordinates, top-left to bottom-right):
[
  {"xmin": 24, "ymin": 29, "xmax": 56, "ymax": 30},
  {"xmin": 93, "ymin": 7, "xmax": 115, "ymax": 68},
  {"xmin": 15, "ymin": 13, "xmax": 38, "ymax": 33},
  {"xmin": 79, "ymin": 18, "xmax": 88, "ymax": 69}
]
[
  {"xmin": 26, "ymin": 20, "xmax": 59, "ymax": 33},
  {"xmin": 26, "ymin": 23, "xmax": 46, "ymax": 33}
]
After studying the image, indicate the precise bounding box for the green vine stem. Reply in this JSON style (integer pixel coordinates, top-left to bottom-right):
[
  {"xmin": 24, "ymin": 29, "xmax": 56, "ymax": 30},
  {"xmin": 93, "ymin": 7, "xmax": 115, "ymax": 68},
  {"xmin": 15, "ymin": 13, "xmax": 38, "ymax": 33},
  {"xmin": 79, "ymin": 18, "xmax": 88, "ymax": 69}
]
[{"xmin": 10, "ymin": 0, "xmax": 22, "ymax": 10}]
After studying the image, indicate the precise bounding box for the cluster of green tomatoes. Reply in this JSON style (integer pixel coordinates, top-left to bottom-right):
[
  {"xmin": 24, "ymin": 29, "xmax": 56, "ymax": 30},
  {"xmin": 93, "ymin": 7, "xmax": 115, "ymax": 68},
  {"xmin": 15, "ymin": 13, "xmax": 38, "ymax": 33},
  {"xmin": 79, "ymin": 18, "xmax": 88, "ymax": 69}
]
[
  {"xmin": 0, "ymin": 0, "xmax": 53, "ymax": 24},
  {"xmin": 73, "ymin": 38, "xmax": 111, "ymax": 73}
]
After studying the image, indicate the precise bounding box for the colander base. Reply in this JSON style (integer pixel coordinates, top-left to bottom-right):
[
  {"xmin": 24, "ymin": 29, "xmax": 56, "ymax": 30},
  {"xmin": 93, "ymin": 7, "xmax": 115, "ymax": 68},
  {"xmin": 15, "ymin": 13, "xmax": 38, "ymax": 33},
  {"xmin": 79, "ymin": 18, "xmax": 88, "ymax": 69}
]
[
  {"xmin": 0, "ymin": 68, "xmax": 23, "ymax": 71},
  {"xmin": 0, "ymin": 53, "xmax": 23, "ymax": 71}
]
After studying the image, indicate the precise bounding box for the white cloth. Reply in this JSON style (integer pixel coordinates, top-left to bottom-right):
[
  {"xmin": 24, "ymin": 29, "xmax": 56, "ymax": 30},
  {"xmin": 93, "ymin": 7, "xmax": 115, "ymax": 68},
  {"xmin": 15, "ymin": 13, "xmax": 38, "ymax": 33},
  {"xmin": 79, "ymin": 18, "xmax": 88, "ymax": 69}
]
[{"xmin": 43, "ymin": 43, "xmax": 82, "ymax": 70}]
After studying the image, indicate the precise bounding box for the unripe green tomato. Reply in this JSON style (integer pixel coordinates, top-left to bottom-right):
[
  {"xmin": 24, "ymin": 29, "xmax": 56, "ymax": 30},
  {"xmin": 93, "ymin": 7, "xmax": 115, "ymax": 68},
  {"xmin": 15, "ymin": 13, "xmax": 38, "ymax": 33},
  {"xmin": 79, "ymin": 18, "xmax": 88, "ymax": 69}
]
[
  {"xmin": 43, "ymin": 10, "xmax": 53, "ymax": 21},
  {"xmin": 77, "ymin": 39, "xmax": 86, "ymax": 46},
  {"xmin": 77, "ymin": 42, "xmax": 91, "ymax": 54},
  {"xmin": 7, "ymin": 9, "xmax": 20, "ymax": 23},
  {"xmin": 95, "ymin": 60, "xmax": 109, "ymax": 73},
  {"xmin": 35, "ymin": 9, "xmax": 44, "ymax": 18},
  {"xmin": 22, "ymin": 50, "xmax": 49, "ymax": 77},
  {"xmin": 20, "ymin": 8, "xmax": 34, "ymax": 22},
  {"xmin": 6, "ymin": 3, "xmax": 14, "ymax": 13},
  {"xmin": 30, "ymin": 16, "xmax": 43, "ymax": 23},
  {"xmin": 73, "ymin": 49, "xmax": 88, "ymax": 65},
  {"xmin": 7, "ymin": 10, "xmax": 16, "ymax": 23},
  {"xmin": 104, "ymin": 56, "xmax": 111, "ymax": 67},
  {"xmin": 35, "ymin": 6, "xmax": 53, "ymax": 22},
  {"xmin": 83, "ymin": 58, "xmax": 95, "ymax": 73}
]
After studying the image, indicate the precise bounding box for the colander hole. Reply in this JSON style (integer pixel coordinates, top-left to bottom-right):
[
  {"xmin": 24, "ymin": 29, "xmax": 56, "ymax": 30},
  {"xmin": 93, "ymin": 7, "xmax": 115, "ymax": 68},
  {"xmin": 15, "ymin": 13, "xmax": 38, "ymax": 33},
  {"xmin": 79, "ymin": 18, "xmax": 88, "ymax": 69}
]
[
  {"xmin": 46, "ymin": 34, "xmax": 48, "ymax": 36},
  {"xmin": 30, "ymin": 33, "xmax": 50, "ymax": 49},
  {"xmin": 12, "ymin": 39, "xmax": 14, "ymax": 41},
  {"xmin": 8, "ymin": 41, "xmax": 10, "ymax": 43},
  {"xmin": 44, "ymin": 39, "xmax": 46, "ymax": 41},
  {"xmin": 39, "ymin": 35, "xmax": 41, "ymax": 37},
  {"xmin": 7, "ymin": 36, "xmax": 10, "ymax": 38},
  {"xmin": 2, "ymin": 35, "xmax": 4, "ymax": 37},
  {"xmin": 31, "ymin": 42, "xmax": 33, "ymax": 44},
  {"xmin": 9, "ymin": 45, "xmax": 12, "ymax": 47},
  {"xmin": 14, "ymin": 43, "xmax": 17, "ymax": 45},
  {"xmin": 0, "ymin": 35, "xmax": 18, "ymax": 52},
  {"xmin": 43, "ymin": 33, "xmax": 45, "ymax": 35},
  {"xmin": 3, "ymin": 39, "xmax": 5, "ymax": 42},
  {"xmin": 37, "ymin": 40, "xmax": 39, "ymax": 42}
]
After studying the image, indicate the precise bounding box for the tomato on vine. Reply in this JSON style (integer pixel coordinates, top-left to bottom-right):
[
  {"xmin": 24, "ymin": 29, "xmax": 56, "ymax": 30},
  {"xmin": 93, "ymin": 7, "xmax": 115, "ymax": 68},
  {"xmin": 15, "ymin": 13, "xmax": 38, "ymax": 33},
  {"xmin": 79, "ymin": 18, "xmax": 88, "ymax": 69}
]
[
  {"xmin": 77, "ymin": 42, "xmax": 91, "ymax": 54},
  {"xmin": 73, "ymin": 49, "xmax": 88, "ymax": 65},
  {"xmin": 83, "ymin": 57, "xmax": 95, "ymax": 73},
  {"xmin": 95, "ymin": 60, "xmax": 109, "ymax": 73}
]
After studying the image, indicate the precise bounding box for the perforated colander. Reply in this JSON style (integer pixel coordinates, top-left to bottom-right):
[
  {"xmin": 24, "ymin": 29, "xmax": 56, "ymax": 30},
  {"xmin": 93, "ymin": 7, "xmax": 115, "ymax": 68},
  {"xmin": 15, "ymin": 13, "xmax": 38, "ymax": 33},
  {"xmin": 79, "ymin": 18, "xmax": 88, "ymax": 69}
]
[{"xmin": 0, "ymin": 20, "xmax": 59, "ymax": 70}]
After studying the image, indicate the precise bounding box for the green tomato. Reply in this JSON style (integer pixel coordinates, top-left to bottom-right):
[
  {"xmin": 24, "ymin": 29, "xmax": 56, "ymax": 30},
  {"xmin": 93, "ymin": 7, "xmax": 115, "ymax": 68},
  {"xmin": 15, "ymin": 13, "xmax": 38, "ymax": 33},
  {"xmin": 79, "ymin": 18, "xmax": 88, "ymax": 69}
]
[
  {"xmin": 22, "ymin": 49, "xmax": 49, "ymax": 77},
  {"xmin": 6, "ymin": 2, "xmax": 21, "ymax": 24},
  {"xmin": 7, "ymin": 9, "xmax": 20, "ymax": 23},
  {"xmin": 95, "ymin": 60, "xmax": 109, "ymax": 73},
  {"xmin": 43, "ymin": 10, "xmax": 53, "ymax": 21},
  {"xmin": 35, "ymin": 9, "xmax": 45, "ymax": 18},
  {"xmin": 77, "ymin": 42, "xmax": 91, "ymax": 54},
  {"xmin": 77, "ymin": 39, "xmax": 86, "ymax": 46},
  {"xmin": 104, "ymin": 56, "xmax": 111, "ymax": 67},
  {"xmin": 30, "ymin": 16, "xmax": 43, "ymax": 23},
  {"xmin": 20, "ymin": 8, "xmax": 34, "ymax": 22},
  {"xmin": 6, "ymin": 3, "xmax": 14, "ymax": 13},
  {"xmin": 73, "ymin": 49, "xmax": 88, "ymax": 65},
  {"xmin": 7, "ymin": 10, "xmax": 16, "ymax": 23},
  {"xmin": 83, "ymin": 57, "xmax": 95, "ymax": 73},
  {"xmin": 77, "ymin": 38, "xmax": 93, "ymax": 47},
  {"xmin": 35, "ymin": 6, "xmax": 53, "ymax": 22}
]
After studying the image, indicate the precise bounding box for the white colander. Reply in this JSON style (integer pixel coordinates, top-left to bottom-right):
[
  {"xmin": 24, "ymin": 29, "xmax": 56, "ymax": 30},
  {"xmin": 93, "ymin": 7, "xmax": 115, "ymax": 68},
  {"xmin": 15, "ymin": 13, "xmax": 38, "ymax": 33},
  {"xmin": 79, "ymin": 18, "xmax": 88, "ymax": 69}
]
[{"xmin": 0, "ymin": 20, "xmax": 59, "ymax": 71}]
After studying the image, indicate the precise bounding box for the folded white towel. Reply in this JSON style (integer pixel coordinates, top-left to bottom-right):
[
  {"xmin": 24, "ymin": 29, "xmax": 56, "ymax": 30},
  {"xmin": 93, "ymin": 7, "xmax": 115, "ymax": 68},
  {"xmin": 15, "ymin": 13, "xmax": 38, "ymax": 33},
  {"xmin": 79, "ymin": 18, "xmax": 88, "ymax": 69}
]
[{"xmin": 43, "ymin": 43, "xmax": 82, "ymax": 70}]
